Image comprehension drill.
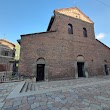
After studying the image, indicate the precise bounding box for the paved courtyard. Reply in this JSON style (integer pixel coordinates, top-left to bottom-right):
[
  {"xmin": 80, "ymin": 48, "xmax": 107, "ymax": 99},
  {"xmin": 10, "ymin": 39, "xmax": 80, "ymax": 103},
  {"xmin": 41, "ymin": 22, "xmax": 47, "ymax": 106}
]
[{"xmin": 0, "ymin": 76, "xmax": 110, "ymax": 110}]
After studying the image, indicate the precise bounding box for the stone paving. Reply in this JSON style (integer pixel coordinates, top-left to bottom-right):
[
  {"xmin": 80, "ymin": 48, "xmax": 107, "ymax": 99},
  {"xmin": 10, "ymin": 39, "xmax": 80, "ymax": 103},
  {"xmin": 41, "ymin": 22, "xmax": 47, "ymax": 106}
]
[
  {"xmin": 1, "ymin": 76, "xmax": 110, "ymax": 110},
  {"xmin": 34, "ymin": 76, "xmax": 110, "ymax": 91},
  {"xmin": 0, "ymin": 82, "xmax": 19, "ymax": 109}
]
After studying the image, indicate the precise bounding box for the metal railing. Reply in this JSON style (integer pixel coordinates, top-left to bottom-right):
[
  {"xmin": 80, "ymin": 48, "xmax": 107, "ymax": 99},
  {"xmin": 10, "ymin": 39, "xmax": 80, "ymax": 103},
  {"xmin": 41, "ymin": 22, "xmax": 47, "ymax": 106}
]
[{"xmin": 0, "ymin": 75, "xmax": 6, "ymax": 83}]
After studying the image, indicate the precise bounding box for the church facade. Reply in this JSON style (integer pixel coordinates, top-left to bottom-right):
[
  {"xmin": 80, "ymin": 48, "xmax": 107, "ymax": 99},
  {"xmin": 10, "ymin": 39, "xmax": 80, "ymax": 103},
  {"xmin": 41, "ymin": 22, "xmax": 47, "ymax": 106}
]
[{"xmin": 18, "ymin": 7, "xmax": 110, "ymax": 81}]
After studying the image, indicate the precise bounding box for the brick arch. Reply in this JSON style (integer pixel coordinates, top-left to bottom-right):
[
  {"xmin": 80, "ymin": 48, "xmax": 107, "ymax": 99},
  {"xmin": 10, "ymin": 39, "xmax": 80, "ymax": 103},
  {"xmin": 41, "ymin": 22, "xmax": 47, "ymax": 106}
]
[
  {"xmin": 104, "ymin": 60, "xmax": 107, "ymax": 63},
  {"xmin": 74, "ymin": 55, "xmax": 88, "ymax": 78},
  {"xmin": 36, "ymin": 58, "xmax": 45, "ymax": 64}
]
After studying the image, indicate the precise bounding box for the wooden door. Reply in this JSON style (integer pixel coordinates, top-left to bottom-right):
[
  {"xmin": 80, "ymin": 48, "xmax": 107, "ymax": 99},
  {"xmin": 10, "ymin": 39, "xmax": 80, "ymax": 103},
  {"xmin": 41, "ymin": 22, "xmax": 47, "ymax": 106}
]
[
  {"xmin": 36, "ymin": 64, "xmax": 45, "ymax": 81},
  {"xmin": 77, "ymin": 62, "xmax": 84, "ymax": 77}
]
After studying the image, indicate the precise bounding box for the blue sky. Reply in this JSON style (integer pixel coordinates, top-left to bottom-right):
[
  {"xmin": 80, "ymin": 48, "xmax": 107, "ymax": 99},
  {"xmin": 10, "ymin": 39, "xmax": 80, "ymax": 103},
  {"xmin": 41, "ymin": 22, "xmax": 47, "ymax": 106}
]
[{"xmin": 0, "ymin": 0, "xmax": 110, "ymax": 47}]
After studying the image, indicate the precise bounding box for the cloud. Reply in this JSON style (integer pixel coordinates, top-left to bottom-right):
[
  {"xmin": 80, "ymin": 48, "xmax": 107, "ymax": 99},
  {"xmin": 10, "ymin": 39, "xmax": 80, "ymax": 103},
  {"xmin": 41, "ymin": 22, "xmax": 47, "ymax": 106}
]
[{"xmin": 96, "ymin": 33, "xmax": 106, "ymax": 40}]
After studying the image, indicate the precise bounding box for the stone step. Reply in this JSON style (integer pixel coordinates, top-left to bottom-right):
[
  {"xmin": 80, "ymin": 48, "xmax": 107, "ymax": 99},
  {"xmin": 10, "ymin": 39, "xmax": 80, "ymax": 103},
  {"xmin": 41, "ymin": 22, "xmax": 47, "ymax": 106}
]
[
  {"xmin": 35, "ymin": 84, "xmax": 39, "ymax": 91},
  {"xmin": 27, "ymin": 83, "xmax": 32, "ymax": 92},
  {"xmin": 20, "ymin": 82, "xmax": 36, "ymax": 93},
  {"xmin": 14, "ymin": 81, "xmax": 25, "ymax": 93},
  {"xmin": 20, "ymin": 82, "xmax": 27, "ymax": 92},
  {"xmin": 25, "ymin": 82, "xmax": 29, "ymax": 92},
  {"xmin": 31, "ymin": 83, "xmax": 35, "ymax": 91}
]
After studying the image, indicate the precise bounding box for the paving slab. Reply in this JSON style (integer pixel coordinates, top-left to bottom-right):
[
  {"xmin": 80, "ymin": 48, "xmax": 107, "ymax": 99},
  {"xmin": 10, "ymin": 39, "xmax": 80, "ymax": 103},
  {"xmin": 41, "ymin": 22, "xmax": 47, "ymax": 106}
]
[
  {"xmin": 7, "ymin": 78, "xmax": 110, "ymax": 99},
  {"xmin": 1, "ymin": 76, "xmax": 110, "ymax": 110},
  {"xmin": 0, "ymin": 102, "xmax": 5, "ymax": 108}
]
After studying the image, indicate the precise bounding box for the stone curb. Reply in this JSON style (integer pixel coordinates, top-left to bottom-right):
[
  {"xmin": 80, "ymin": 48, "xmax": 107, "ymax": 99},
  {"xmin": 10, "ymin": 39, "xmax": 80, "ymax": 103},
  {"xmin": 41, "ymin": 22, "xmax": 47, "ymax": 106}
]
[{"xmin": 9, "ymin": 81, "xmax": 25, "ymax": 95}]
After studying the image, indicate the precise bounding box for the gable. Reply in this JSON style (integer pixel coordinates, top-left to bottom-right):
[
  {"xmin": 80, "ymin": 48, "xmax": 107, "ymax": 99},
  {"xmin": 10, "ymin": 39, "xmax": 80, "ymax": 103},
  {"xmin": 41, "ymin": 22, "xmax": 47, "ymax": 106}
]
[{"xmin": 55, "ymin": 7, "xmax": 93, "ymax": 24}]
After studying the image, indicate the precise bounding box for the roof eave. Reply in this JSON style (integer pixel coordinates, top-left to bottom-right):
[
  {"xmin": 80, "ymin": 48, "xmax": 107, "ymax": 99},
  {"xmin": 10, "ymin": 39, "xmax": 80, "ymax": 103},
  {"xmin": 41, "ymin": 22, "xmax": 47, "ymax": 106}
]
[
  {"xmin": 17, "ymin": 39, "xmax": 21, "ymax": 45},
  {"xmin": 21, "ymin": 30, "xmax": 56, "ymax": 37},
  {"xmin": 47, "ymin": 16, "xmax": 55, "ymax": 31}
]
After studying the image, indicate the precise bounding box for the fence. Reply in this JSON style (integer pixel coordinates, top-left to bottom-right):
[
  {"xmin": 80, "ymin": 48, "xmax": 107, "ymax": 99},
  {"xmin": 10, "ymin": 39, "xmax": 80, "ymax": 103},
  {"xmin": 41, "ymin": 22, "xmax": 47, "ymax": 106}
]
[{"xmin": 0, "ymin": 75, "xmax": 6, "ymax": 83}]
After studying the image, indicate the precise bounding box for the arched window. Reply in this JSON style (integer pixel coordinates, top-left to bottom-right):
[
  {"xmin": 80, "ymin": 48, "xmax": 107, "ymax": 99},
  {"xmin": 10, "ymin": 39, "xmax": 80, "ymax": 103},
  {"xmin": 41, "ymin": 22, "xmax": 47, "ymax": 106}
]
[
  {"xmin": 68, "ymin": 24, "xmax": 73, "ymax": 34},
  {"xmin": 83, "ymin": 28, "xmax": 87, "ymax": 37}
]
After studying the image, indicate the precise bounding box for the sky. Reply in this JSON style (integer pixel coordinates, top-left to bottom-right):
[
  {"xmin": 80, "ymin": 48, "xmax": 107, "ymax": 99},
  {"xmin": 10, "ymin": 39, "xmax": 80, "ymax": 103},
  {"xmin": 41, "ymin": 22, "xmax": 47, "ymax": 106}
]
[{"xmin": 0, "ymin": 0, "xmax": 110, "ymax": 47}]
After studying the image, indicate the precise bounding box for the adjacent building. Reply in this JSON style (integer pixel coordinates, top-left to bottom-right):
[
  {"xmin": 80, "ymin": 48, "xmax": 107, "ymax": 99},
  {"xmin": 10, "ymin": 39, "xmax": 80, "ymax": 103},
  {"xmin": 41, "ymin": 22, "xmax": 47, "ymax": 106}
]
[
  {"xmin": 18, "ymin": 7, "xmax": 110, "ymax": 81},
  {"xmin": 0, "ymin": 39, "xmax": 15, "ymax": 75}
]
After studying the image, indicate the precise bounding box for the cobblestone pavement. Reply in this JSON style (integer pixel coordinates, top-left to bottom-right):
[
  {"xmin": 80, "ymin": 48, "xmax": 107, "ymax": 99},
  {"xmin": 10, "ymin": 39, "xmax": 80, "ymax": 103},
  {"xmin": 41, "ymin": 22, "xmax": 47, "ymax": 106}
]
[
  {"xmin": 1, "ymin": 76, "xmax": 110, "ymax": 110},
  {"xmin": 34, "ymin": 76, "xmax": 110, "ymax": 91},
  {"xmin": 0, "ymin": 82, "xmax": 19, "ymax": 109}
]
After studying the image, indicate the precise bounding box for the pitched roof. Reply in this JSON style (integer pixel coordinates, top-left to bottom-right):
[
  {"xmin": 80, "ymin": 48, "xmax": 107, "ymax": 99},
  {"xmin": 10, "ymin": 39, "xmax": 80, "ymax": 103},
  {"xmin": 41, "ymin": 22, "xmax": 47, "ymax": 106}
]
[
  {"xmin": 96, "ymin": 39, "xmax": 110, "ymax": 49},
  {"xmin": 0, "ymin": 39, "xmax": 15, "ymax": 47},
  {"xmin": 21, "ymin": 30, "xmax": 56, "ymax": 37},
  {"xmin": 55, "ymin": 7, "xmax": 93, "ymax": 24}
]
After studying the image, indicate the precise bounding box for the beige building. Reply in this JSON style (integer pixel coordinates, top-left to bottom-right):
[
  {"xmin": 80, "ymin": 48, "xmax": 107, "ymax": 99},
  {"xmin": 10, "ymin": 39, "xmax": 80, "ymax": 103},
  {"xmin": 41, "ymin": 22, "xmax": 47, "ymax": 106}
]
[
  {"xmin": 18, "ymin": 7, "xmax": 110, "ymax": 81},
  {"xmin": 0, "ymin": 39, "xmax": 15, "ymax": 74}
]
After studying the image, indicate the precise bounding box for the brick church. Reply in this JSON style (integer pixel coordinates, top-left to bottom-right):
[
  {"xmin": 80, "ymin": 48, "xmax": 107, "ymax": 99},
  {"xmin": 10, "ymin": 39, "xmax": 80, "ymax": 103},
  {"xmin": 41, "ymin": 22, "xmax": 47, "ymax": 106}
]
[{"xmin": 18, "ymin": 7, "xmax": 110, "ymax": 81}]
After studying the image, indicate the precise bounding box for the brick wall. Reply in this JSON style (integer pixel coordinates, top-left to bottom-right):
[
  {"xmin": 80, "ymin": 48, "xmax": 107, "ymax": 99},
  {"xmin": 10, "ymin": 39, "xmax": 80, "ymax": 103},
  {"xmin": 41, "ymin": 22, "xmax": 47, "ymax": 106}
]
[{"xmin": 19, "ymin": 10, "xmax": 110, "ymax": 80}]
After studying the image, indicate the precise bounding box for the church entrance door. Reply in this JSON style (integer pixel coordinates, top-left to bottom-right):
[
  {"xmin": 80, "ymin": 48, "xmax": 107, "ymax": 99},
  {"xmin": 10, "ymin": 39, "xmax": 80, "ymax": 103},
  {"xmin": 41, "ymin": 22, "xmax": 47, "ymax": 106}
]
[
  {"xmin": 105, "ymin": 64, "xmax": 108, "ymax": 75},
  {"xmin": 77, "ymin": 62, "xmax": 84, "ymax": 77},
  {"xmin": 36, "ymin": 64, "xmax": 45, "ymax": 81}
]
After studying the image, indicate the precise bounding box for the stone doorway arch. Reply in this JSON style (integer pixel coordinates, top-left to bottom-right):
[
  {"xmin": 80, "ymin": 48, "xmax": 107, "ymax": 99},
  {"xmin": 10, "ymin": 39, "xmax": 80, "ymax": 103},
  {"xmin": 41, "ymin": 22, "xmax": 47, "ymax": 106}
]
[
  {"xmin": 74, "ymin": 55, "xmax": 88, "ymax": 78},
  {"xmin": 36, "ymin": 58, "xmax": 49, "ymax": 82}
]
